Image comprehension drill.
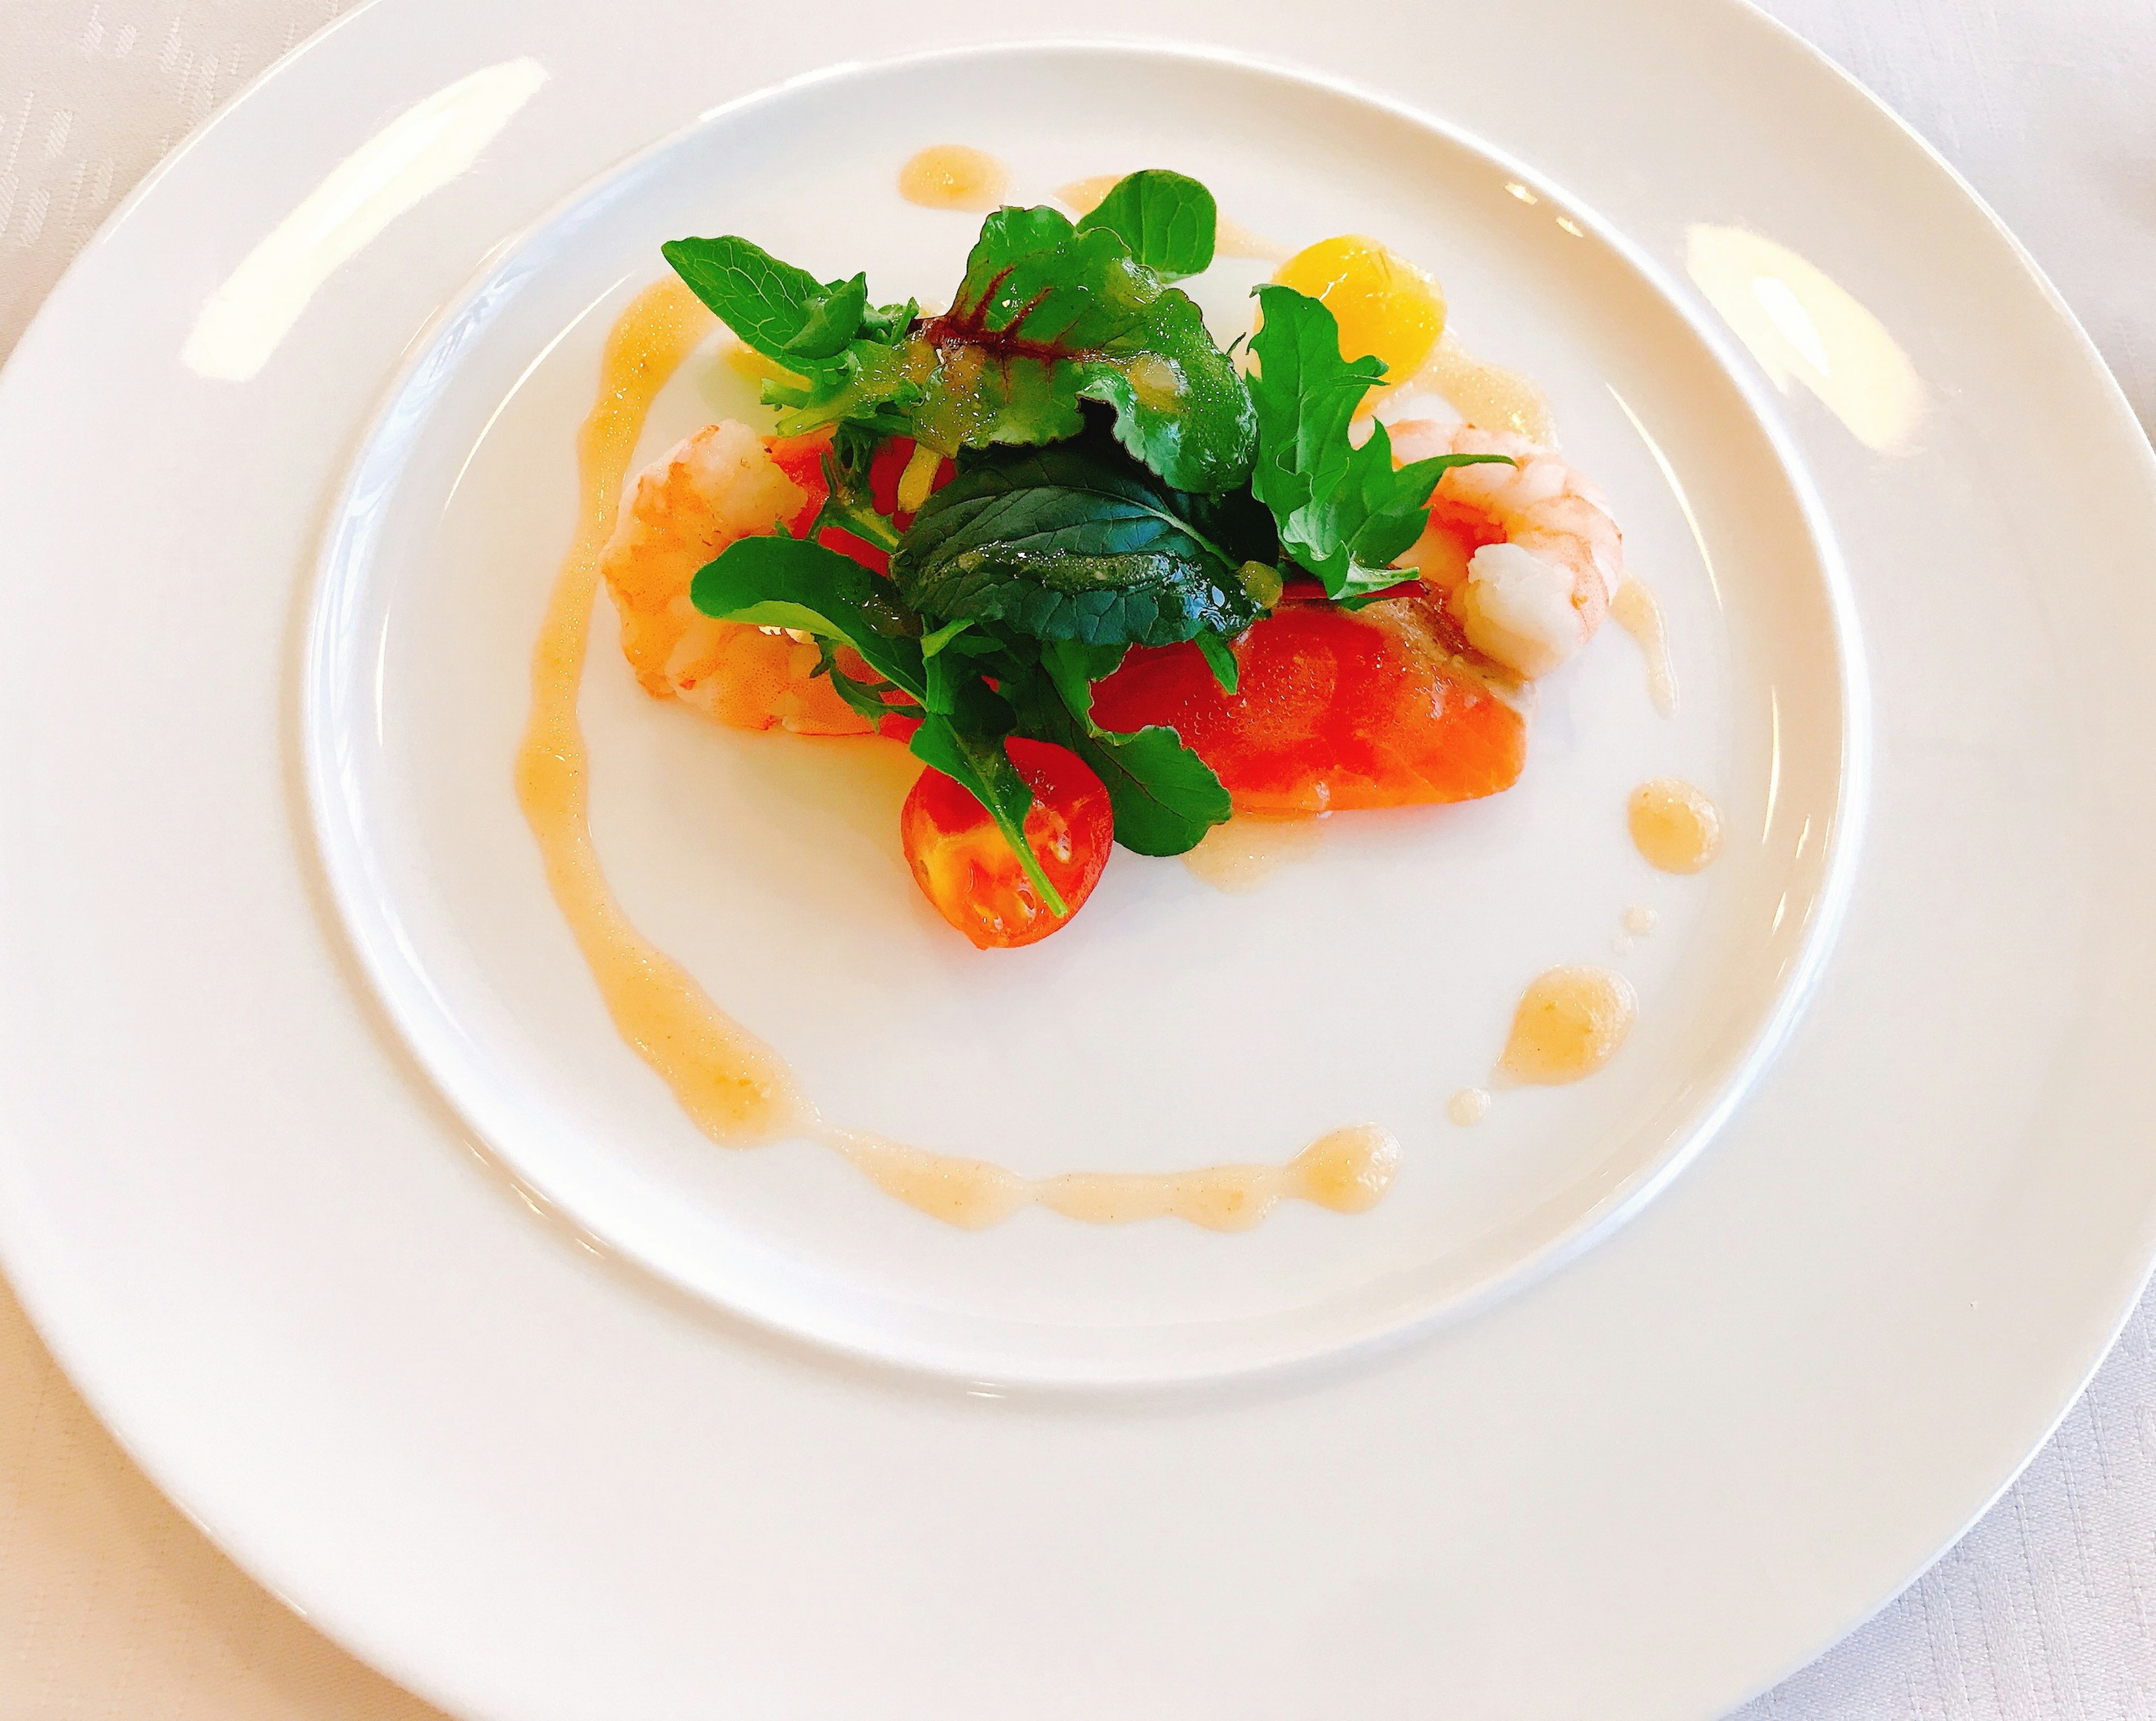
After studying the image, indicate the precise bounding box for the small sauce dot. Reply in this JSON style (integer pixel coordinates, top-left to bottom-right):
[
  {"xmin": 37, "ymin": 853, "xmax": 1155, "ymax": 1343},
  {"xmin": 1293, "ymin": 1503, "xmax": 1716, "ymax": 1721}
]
[
  {"xmin": 1629, "ymin": 779, "xmax": 1723, "ymax": 874},
  {"xmin": 899, "ymin": 145, "xmax": 1009, "ymax": 211},
  {"xmin": 1499, "ymin": 967, "xmax": 1637, "ymax": 1085},
  {"xmin": 1447, "ymin": 1088, "xmax": 1491, "ymax": 1126},
  {"xmin": 1623, "ymin": 905, "xmax": 1657, "ymax": 935}
]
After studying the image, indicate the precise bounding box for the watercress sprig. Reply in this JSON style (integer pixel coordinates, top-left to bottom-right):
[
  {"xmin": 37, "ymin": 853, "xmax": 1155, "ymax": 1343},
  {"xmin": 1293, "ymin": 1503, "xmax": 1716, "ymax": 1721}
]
[{"xmin": 1245, "ymin": 283, "xmax": 1513, "ymax": 604}]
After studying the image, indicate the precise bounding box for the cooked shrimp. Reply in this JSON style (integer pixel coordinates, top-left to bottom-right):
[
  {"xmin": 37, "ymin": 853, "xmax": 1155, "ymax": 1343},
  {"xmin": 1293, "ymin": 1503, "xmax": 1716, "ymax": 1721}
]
[
  {"xmin": 599, "ymin": 421, "xmax": 873, "ymax": 736},
  {"xmin": 1388, "ymin": 421, "xmax": 1624, "ymax": 679}
]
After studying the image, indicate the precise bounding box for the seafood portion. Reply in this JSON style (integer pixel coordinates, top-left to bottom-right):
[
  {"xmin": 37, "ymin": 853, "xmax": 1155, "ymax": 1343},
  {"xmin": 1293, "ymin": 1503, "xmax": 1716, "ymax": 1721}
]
[
  {"xmin": 598, "ymin": 422, "xmax": 873, "ymax": 736},
  {"xmin": 1389, "ymin": 421, "xmax": 1625, "ymax": 679},
  {"xmin": 590, "ymin": 172, "xmax": 1641, "ymax": 949}
]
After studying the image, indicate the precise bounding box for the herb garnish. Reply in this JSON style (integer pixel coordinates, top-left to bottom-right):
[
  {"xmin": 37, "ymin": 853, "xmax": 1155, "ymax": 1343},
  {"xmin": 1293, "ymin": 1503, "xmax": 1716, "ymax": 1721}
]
[
  {"xmin": 1245, "ymin": 283, "xmax": 1512, "ymax": 605},
  {"xmin": 669, "ymin": 171, "xmax": 1512, "ymax": 874}
]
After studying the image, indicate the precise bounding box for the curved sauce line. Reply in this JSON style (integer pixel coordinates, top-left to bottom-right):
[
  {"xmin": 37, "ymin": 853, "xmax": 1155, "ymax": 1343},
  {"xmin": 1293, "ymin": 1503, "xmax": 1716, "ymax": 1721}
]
[{"xmin": 514, "ymin": 279, "xmax": 1401, "ymax": 1230}]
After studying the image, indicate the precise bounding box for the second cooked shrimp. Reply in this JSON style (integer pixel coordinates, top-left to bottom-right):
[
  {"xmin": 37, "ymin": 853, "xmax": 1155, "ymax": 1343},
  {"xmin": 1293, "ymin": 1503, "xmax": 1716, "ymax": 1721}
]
[
  {"xmin": 599, "ymin": 421, "xmax": 875, "ymax": 736},
  {"xmin": 1388, "ymin": 421, "xmax": 1625, "ymax": 679}
]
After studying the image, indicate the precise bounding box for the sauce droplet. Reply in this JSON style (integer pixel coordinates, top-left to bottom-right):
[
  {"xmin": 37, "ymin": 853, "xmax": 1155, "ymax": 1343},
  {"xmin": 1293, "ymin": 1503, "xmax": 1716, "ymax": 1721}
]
[
  {"xmin": 1498, "ymin": 966, "xmax": 1637, "ymax": 1085},
  {"xmin": 1447, "ymin": 1087, "xmax": 1491, "ymax": 1126},
  {"xmin": 899, "ymin": 145, "xmax": 1010, "ymax": 212},
  {"xmin": 1273, "ymin": 235, "xmax": 1445, "ymax": 386},
  {"xmin": 1628, "ymin": 779, "xmax": 1723, "ymax": 874},
  {"xmin": 1182, "ymin": 816, "xmax": 1327, "ymax": 893},
  {"xmin": 1623, "ymin": 905, "xmax": 1657, "ymax": 936},
  {"xmin": 1610, "ymin": 577, "xmax": 1678, "ymax": 716}
]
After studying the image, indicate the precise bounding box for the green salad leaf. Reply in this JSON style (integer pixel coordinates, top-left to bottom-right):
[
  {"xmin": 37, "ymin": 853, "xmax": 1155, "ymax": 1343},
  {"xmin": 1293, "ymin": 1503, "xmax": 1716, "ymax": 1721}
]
[
  {"xmin": 1075, "ymin": 170, "xmax": 1217, "ymax": 281},
  {"xmin": 890, "ymin": 440, "xmax": 1264, "ymax": 647},
  {"xmin": 1246, "ymin": 282, "xmax": 1512, "ymax": 603}
]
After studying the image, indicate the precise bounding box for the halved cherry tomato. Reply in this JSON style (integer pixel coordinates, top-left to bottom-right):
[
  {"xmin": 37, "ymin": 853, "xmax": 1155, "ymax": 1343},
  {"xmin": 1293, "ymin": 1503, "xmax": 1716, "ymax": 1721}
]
[
  {"xmin": 1090, "ymin": 595, "xmax": 1527, "ymax": 814},
  {"xmin": 901, "ymin": 739, "xmax": 1114, "ymax": 948}
]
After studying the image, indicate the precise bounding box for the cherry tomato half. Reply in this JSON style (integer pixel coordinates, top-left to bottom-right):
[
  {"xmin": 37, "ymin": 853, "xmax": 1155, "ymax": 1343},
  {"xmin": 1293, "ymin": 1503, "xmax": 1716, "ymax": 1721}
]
[
  {"xmin": 1090, "ymin": 595, "xmax": 1527, "ymax": 814},
  {"xmin": 901, "ymin": 739, "xmax": 1114, "ymax": 948}
]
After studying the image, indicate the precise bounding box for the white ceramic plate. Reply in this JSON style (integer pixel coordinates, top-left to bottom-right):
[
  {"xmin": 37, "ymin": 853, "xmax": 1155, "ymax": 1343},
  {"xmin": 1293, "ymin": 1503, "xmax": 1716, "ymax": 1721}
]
[{"xmin": 2, "ymin": 0, "xmax": 2152, "ymax": 1715}]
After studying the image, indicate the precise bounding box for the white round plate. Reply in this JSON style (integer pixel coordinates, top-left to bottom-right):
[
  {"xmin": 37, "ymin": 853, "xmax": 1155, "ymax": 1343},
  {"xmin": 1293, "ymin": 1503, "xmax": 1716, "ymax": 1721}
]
[{"xmin": 0, "ymin": 0, "xmax": 2151, "ymax": 1715}]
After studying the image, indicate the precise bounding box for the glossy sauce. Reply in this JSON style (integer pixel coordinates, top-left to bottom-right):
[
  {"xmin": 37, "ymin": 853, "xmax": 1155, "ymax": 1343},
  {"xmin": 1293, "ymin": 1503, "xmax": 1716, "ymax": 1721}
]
[
  {"xmin": 1611, "ymin": 577, "xmax": 1678, "ymax": 716},
  {"xmin": 1182, "ymin": 816, "xmax": 1327, "ymax": 893},
  {"xmin": 1623, "ymin": 905, "xmax": 1658, "ymax": 936},
  {"xmin": 899, "ymin": 145, "xmax": 1010, "ymax": 211},
  {"xmin": 1628, "ymin": 778, "xmax": 1723, "ymax": 874},
  {"xmin": 1413, "ymin": 330, "xmax": 1556, "ymax": 444},
  {"xmin": 518, "ymin": 282, "xmax": 1403, "ymax": 1230},
  {"xmin": 1497, "ymin": 966, "xmax": 1637, "ymax": 1085},
  {"xmin": 1446, "ymin": 1087, "xmax": 1491, "ymax": 1127}
]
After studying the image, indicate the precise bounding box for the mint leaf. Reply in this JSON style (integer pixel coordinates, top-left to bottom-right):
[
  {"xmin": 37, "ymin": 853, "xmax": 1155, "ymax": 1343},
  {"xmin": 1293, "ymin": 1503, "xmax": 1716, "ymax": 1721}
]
[
  {"xmin": 892, "ymin": 442, "xmax": 1261, "ymax": 647},
  {"xmin": 1076, "ymin": 171, "xmax": 1216, "ymax": 281},
  {"xmin": 1033, "ymin": 641, "xmax": 1230, "ymax": 855},
  {"xmin": 1247, "ymin": 283, "xmax": 1512, "ymax": 601},
  {"xmin": 837, "ymin": 209, "xmax": 1255, "ymax": 493},
  {"xmin": 907, "ymin": 713, "xmax": 1064, "ymax": 914},
  {"xmin": 689, "ymin": 535, "xmax": 926, "ymax": 701}
]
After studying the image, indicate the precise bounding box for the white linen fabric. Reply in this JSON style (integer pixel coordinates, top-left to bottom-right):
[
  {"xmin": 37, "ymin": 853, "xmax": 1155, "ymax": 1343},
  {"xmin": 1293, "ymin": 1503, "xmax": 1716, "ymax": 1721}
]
[{"xmin": 0, "ymin": 1, "xmax": 2150, "ymax": 1715}]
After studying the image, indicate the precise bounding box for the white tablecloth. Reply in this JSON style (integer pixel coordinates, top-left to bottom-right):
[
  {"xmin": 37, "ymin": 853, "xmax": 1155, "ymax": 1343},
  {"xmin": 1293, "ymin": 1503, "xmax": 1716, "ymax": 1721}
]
[{"xmin": 1, "ymin": 1, "xmax": 2150, "ymax": 1714}]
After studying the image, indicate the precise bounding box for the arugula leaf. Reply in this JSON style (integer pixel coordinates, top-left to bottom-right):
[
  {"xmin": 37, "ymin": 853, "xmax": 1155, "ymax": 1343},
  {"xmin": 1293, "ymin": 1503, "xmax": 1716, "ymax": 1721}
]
[
  {"xmin": 1246, "ymin": 283, "xmax": 1512, "ymax": 602},
  {"xmin": 891, "ymin": 441, "xmax": 1262, "ymax": 647},
  {"xmin": 1075, "ymin": 171, "xmax": 1216, "ymax": 281},
  {"xmin": 811, "ymin": 422, "xmax": 900, "ymax": 553},
  {"xmin": 835, "ymin": 208, "xmax": 1256, "ymax": 492},
  {"xmin": 689, "ymin": 536, "xmax": 926, "ymax": 701},
  {"xmin": 809, "ymin": 638, "xmax": 908, "ymax": 726},
  {"xmin": 1029, "ymin": 640, "xmax": 1230, "ymax": 855},
  {"xmin": 1194, "ymin": 630, "xmax": 1240, "ymax": 693},
  {"xmin": 907, "ymin": 713, "xmax": 1063, "ymax": 914}
]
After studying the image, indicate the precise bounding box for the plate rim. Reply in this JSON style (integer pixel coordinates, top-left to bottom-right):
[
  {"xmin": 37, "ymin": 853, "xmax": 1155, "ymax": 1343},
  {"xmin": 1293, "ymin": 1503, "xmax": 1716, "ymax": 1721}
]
[{"xmin": 0, "ymin": 0, "xmax": 2150, "ymax": 1714}]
